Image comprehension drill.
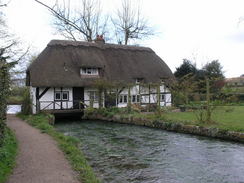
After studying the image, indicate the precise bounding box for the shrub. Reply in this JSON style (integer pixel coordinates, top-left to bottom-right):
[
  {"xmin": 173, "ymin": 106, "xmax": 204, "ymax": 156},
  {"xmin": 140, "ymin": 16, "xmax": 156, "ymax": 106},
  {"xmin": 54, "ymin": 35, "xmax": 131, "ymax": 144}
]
[{"xmin": 21, "ymin": 87, "xmax": 32, "ymax": 115}]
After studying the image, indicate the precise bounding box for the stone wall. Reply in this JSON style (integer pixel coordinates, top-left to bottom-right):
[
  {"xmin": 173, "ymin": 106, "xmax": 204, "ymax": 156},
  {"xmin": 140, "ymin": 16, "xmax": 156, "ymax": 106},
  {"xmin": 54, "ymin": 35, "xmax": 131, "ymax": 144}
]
[{"xmin": 84, "ymin": 114, "xmax": 244, "ymax": 143}]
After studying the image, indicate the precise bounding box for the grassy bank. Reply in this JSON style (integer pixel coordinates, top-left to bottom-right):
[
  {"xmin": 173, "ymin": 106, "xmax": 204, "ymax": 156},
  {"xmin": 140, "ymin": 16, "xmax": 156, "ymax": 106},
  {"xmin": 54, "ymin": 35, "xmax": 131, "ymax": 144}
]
[
  {"xmin": 164, "ymin": 106, "xmax": 244, "ymax": 132},
  {"xmin": 0, "ymin": 128, "xmax": 17, "ymax": 183},
  {"xmin": 85, "ymin": 106, "xmax": 244, "ymax": 133},
  {"xmin": 17, "ymin": 113, "xmax": 100, "ymax": 183}
]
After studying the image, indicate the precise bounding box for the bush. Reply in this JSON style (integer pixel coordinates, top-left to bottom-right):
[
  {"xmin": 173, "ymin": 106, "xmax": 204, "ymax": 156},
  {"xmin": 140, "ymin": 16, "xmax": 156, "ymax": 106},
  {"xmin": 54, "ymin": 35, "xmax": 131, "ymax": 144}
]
[
  {"xmin": 0, "ymin": 128, "xmax": 17, "ymax": 183},
  {"xmin": 21, "ymin": 87, "xmax": 32, "ymax": 115}
]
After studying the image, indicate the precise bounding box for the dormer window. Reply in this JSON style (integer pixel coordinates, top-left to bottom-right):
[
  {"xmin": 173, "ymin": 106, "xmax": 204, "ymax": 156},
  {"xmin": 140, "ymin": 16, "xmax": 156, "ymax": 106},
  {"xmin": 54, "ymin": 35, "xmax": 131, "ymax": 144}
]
[
  {"xmin": 136, "ymin": 78, "xmax": 143, "ymax": 84},
  {"xmin": 80, "ymin": 68, "xmax": 99, "ymax": 75}
]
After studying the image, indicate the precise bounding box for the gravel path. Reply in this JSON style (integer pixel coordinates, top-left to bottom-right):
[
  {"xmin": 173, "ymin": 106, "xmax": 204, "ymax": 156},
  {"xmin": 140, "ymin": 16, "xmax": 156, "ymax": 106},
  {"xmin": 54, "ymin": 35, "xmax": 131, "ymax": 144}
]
[{"xmin": 6, "ymin": 115, "xmax": 80, "ymax": 183}]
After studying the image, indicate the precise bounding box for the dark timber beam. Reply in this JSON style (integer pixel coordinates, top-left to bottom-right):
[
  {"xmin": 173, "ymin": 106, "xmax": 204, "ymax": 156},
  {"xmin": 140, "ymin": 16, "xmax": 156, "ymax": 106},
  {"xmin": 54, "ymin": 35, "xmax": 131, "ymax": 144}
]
[
  {"xmin": 37, "ymin": 87, "xmax": 50, "ymax": 100},
  {"xmin": 36, "ymin": 87, "xmax": 40, "ymax": 113}
]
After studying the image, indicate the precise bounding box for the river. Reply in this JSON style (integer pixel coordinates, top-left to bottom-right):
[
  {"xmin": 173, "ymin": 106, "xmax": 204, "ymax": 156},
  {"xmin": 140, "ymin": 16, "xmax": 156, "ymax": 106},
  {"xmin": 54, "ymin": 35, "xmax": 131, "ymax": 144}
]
[{"xmin": 55, "ymin": 120, "xmax": 244, "ymax": 183}]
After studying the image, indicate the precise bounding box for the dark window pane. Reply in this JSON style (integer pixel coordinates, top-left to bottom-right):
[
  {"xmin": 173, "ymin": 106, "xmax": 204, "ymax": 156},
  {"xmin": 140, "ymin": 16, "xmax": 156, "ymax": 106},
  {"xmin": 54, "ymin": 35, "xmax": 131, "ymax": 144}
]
[
  {"xmin": 119, "ymin": 95, "xmax": 123, "ymax": 103},
  {"xmin": 137, "ymin": 95, "xmax": 140, "ymax": 103},
  {"xmin": 62, "ymin": 92, "xmax": 68, "ymax": 100},
  {"xmin": 55, "ymin": 92, "xmax": 61, "ymax": 100},
  {"xmin": 161, "ymin": 94, "xmax": 165, "ymax": 102},
  {"xmin": 132, "ymin": 95, "xmax": 136, "ymax": 103},
  {"xmin": 124, "ymin": 95, "xmax": 127, "ymax": 103}
]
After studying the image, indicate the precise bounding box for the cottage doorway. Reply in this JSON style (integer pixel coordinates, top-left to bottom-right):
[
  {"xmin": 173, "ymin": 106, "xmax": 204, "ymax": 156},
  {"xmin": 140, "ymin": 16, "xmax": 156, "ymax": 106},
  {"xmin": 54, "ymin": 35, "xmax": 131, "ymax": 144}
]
[
  {"xmin": 73, "ymin": 87, "xmax": 84, "ymax": 109},
  {"xmin": 105, "ymin": 92, "xmax": 116, "ymax": 107}
]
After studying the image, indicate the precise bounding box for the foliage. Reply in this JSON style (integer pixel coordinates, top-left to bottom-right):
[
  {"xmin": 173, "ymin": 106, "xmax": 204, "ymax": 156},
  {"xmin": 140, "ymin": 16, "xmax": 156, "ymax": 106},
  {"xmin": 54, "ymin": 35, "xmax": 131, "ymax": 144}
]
[
  {"xmin": 7, "ymin": 87, "xmax": 25, "ymax": 104},
  {"xmin": 0, "ymin": 1, "xmax": 27, "ymax": 146},
  {"xmin": 18, "ymin": 113, "xmax": 100, "ymax": 183},
  {"xmin": 21, "ymin": 87, "xmax": 32, "ymax": 115},
  {"xmin": 202, "ymin": 60, "xmax": 224, "ymax": 80},
  {"xmin": 84, "ymin": 106, "xmax": 140, "ymax": 119},
  {"xmin": 0, "ymin": 128, "xmax": 17, "ymax": 183},
  {"xmin": 174, "ymin": 59, "xmax": 197, "ymax": 78}
]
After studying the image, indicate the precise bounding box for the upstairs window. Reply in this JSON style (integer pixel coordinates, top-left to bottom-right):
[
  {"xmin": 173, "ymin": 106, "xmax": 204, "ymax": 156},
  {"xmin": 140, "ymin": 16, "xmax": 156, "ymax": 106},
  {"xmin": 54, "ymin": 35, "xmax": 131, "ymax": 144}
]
[
  {"xmin": 80, "ymin": 68, "xmax": 99, "ymax": 75},
  {"xmin": 136, "ymin": 78, "xmax": 143, "ymax": 84}
]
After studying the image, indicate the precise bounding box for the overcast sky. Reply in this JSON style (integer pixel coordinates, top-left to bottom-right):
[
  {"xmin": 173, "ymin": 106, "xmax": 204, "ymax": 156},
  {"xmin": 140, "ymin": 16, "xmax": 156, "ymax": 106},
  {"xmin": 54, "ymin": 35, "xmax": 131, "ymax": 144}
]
[{"xmin": 5, "ymin": 0, "xmax": 244, "ymax": 78}]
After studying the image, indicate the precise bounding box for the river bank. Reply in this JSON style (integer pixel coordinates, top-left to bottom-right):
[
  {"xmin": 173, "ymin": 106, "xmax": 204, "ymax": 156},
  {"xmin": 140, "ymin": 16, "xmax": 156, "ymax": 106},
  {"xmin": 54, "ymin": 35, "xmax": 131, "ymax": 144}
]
[
  {"xmin": 83, "ymin": 109, "xmax": 244, "ymax": 143},
  {"xmin": 55, "ymin": 119, "xmax": 244, "ymax": 183}
]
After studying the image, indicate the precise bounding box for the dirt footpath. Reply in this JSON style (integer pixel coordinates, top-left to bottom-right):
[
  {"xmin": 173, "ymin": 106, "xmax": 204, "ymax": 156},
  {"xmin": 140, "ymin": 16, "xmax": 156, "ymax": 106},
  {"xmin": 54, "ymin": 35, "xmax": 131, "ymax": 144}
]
[{"xmin": 6, "ymin": 115, "xmax": 80, "ymax": 183}]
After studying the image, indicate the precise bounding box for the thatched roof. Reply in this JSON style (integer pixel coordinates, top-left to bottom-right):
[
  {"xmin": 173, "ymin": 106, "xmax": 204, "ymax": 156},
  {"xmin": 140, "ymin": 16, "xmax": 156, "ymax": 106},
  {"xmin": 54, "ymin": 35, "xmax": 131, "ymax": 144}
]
[{"xmin": 27, "ymin": 40, "xmax": 173, "ymax": 87}]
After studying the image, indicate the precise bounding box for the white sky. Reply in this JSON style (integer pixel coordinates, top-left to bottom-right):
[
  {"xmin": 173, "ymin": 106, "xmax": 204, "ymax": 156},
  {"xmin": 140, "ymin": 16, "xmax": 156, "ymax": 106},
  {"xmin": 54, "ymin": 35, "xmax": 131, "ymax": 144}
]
[{"xmin": 4, "ymin": 0, "xmax": 244, "ymax": 78}]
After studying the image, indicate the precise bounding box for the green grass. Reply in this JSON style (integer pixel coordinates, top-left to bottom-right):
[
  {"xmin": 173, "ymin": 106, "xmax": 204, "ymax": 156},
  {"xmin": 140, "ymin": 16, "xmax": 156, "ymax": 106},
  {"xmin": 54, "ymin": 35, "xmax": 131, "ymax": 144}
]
[
  {"xmin": 7, "ymin": 96, "xmax": 23, "ymax": 104},
  {"xmin": 88, "ymin": 106, "xmax": 244, "ymax": 133},
  {"xmin": 17, "ymin": 113, "xmax": 100, "ymax": 183},
  {"xmin": 0, "ymin": 128, "xmax": 18, "ymax": 183},
  {"xmin": 164, "ymin": 106, "xmax": 244, "ymax": 132}
]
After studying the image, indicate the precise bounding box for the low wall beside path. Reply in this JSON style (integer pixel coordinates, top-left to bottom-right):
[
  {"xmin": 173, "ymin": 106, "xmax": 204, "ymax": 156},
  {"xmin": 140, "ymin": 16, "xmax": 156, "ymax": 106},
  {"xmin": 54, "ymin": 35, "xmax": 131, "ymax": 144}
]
[{"xmin": 84, "ymin": 114, "xmax": 244, "ymax": 143}]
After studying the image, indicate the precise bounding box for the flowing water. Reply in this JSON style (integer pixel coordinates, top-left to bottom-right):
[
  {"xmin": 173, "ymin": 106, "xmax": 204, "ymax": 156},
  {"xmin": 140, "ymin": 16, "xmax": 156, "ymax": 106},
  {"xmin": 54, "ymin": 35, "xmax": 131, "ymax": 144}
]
[{"xmin": 55, "ymin": 120, "xmax": 244, "ymax": 183}]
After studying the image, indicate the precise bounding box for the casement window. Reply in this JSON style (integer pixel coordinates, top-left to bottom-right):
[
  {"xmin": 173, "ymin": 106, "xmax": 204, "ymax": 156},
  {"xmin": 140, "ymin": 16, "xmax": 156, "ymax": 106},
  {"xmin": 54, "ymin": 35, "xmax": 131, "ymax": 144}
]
[
  {"xmin": 88, "ymin": 91, "xmax": 98, "ymax": 102},
  {"xmin": 132, "ymin": 95, "xmax": 140, "ymax": 103},
  {"xmin": 80, "ymin": 68, "xmax": 99, "ymax": 75},
  {"xmin": 119, "ymin": 94, "xmax": 128, "ymax": 103},
  {"xmin": 54, "ymin": 91, "xmax": 69, "ymax": 101}
]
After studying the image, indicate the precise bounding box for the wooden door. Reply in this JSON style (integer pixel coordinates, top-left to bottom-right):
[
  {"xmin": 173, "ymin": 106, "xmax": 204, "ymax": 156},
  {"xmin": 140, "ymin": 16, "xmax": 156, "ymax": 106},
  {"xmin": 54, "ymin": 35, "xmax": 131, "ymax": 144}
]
[{"xmin": 73, "ymin": 87, "xmax": 84, "ymax": 109}]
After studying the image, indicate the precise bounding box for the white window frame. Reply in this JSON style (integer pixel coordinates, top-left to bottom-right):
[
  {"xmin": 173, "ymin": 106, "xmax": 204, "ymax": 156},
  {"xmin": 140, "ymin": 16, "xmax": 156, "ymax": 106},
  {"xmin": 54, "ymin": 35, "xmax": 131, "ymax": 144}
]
[
  {"xmin": 119, "ymin": 94, "xmax": 128, "ymax": 103},
  {"xmin": 62, "ymin": 91, "xmax": 69, "ymax": 101},
  {"xmin": 132, "ymin": 95, "xmax": 140, "ymax": 103},
  {"xmin": 80, "ymin": 68, "xmax": 99, "ymax": 75},
  {"xmin": 54, "ymin": 91, "xmax": 61, "ymax": 101},
  {"xmin": 54, "ymin": 91, "xmax": 69, "ymax": 101}
]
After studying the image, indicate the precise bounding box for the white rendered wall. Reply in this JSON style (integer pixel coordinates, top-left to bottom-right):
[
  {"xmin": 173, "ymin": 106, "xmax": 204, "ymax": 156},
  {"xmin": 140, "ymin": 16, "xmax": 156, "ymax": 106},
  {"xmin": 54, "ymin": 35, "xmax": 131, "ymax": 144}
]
[
  {"xmin": 30, "ymin": 86, "xmax": 36, "ymax": 114},
  {"xmin": 117, "ymin": 84, "xmax": 172, "ymax": 108},
  {"xmin": 31, "ymin": 87, "xmax": 73, "ymax": 113}
]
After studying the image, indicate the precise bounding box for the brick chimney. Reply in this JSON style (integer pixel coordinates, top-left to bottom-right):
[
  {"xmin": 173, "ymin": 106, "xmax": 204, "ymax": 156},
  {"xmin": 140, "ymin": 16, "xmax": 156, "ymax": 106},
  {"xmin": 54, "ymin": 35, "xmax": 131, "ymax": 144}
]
[{"xmin": 95, "ymin": 35, "xmax": 105, "ymax": 44}]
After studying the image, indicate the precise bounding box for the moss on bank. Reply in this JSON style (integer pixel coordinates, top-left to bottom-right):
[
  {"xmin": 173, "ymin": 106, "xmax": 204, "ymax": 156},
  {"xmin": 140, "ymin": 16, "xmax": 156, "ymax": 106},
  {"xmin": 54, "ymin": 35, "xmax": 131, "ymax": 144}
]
[
  {"xmin": 84, "ymin": 107, "xmax": 244, "ymax": 143},
  {"xmin": 0, "ymin": 128, "xmax": 17, "ymax": 183},
  {"xmin": 17, "ymin": 113, "xmax": 100, "ymax": 183}
]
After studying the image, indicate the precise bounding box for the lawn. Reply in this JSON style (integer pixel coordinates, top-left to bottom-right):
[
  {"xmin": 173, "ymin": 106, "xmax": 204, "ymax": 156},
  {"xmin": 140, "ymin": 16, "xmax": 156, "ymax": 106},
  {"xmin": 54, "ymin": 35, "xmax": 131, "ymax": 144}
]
[{"xmin": 164, "ymin": 106, "xmax": 244, "ymax": 132}]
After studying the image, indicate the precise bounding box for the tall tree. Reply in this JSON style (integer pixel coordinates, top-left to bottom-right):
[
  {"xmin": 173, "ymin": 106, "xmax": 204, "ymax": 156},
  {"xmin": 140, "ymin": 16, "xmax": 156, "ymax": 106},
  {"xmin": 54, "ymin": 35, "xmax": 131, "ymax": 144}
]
[
  {"xmin": 202, "ymin": 60, "xmax": 224, "ymax": 80},
  {"xmin": 34, "ymin": 0, "xmax": 109, "ymax": 41},
  {"xmin": 174, "ymin": 59, "xmax": 197, "ymax": 78},
  {"xmin": 112, "ymin": 0, "xmax": 154, "ymax": 45}
]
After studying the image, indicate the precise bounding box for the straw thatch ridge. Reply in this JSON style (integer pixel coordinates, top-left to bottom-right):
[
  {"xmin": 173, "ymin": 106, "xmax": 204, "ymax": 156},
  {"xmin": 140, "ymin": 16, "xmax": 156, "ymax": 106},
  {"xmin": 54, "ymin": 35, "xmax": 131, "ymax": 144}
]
[{"xmin": 27, "ymin": 40, "xmax": 173, "ymax": 87}]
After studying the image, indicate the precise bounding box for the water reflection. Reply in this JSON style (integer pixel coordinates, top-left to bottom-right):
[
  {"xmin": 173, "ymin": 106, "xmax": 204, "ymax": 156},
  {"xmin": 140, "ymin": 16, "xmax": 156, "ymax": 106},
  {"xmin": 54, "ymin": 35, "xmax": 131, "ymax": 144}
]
[
  {"xmin": 7, "ymin": 105, "xmax": 21, "ymax": 114},
  {"xmin": 55, "ymin": 120, "xmax": 244, "ymax": 183}
]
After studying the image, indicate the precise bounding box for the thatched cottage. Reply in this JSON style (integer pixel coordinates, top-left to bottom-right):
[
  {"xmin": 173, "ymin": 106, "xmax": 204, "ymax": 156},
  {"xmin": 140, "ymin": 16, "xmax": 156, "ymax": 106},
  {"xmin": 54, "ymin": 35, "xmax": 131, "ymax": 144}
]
[{"xmin": 26, "ymin": 39, "xmax": 173, "ymax": 114}]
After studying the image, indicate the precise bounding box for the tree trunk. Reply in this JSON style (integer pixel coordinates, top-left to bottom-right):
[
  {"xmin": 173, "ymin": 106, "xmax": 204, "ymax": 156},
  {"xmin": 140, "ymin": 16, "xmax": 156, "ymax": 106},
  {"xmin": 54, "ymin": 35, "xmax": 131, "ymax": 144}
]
[
  {"xmin": 127, "ymin": 86, "xmax": 131, "ymax": 113},
  {"xmin": 206, "ymin": 77, "xmax": 211, "ymax": 122}
]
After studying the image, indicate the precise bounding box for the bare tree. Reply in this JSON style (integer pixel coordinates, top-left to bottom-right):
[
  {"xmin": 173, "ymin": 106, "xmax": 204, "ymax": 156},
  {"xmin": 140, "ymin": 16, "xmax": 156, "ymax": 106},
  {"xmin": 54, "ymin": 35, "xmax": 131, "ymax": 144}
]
[
  {"xmin": 112, "ymin": 0, "xmax": 154, "ymax": 45},
  {"xmin": 34, "ymin": 0, "xmax": 109, "ymax": 41}
]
